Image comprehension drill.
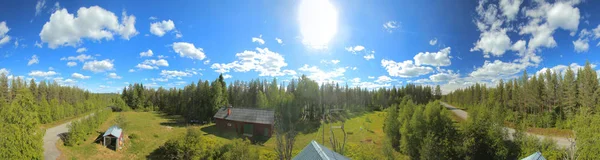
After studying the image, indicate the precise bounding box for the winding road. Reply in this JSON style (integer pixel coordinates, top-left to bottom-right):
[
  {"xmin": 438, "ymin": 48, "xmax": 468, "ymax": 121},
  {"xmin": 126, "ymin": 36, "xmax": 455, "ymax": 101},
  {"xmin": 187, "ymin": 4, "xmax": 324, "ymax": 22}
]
[
  {"xmin": 440, "ymin": 102, "xmax": 573, "ymax": 148},
  {"xmin": 43, "ymin": 113, "xmax": 96, "ymax": 160}
]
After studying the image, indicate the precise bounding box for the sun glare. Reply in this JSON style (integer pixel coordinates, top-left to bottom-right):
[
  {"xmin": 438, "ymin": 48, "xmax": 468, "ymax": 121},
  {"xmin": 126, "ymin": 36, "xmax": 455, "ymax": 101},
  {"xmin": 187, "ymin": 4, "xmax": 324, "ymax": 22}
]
[{"xmin": 298, "ymin": 0, "xmax": 338, "ymax": 49}]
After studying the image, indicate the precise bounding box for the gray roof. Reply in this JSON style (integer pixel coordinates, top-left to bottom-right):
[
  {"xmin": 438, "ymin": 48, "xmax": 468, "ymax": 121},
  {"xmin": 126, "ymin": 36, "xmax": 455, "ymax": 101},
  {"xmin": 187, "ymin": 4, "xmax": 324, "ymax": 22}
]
[
  {"xmin": 293, "ymin": 140, "xmax": 350, "ymax": 160},
  {"xmin": 103, "ymin": 125, "xmax": 122, "ymax": 138},
  {"xmin": 521, "ymin": 151, "xmax": 546, "ymax": 160},
  {"xmin": 213, "ymin": 107, "xmax": 275, "ymax": 125}
]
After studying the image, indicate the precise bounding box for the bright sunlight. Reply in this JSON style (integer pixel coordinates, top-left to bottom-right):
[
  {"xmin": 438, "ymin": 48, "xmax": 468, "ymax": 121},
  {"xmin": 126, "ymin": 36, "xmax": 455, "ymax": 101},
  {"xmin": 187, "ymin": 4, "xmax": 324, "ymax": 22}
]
[{"xmin": 298, "ymin": 0, "xmax": 338, "ymax": 49}]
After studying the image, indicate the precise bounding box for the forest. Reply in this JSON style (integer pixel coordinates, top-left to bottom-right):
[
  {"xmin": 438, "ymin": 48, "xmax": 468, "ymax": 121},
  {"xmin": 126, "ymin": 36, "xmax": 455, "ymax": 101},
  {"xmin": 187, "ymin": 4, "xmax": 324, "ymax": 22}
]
[{"xmin": 0, "ymin": 74, "xmax": 114, "ymax": 159}]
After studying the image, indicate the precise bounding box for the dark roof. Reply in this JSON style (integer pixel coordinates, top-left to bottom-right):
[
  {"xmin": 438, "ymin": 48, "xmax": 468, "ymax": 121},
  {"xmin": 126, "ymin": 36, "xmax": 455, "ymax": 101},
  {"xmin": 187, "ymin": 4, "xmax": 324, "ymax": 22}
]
[
  {"xmin": 213, "ymin": 107, "xmax": 275, "ymax": 125},
  {"xmin": 292, "ymin": 140, "xmax": 350, "ymax": 160}
]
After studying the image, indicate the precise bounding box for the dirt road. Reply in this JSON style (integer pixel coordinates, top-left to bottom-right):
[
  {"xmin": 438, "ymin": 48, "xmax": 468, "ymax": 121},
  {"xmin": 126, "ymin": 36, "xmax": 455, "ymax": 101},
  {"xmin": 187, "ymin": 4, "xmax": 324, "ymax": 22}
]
[
  {"xmin": 43, "ymin": 113, "xmax": 95, "ymax": 160},
  {"xmin": 440, "ymin": 102, "xmax": 573, "ymax": 148}
]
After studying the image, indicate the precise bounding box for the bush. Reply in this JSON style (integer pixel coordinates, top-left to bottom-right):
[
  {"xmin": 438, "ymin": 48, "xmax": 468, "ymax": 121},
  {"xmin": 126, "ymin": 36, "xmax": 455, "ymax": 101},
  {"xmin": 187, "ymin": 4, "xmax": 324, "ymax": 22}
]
[
  {"xmin": 129, "ymin": 133, "xmax": 139, "ymax": 139},
  {"xmin": 65, "ymin": 109, "xmax": 111, "ymax": 146}
]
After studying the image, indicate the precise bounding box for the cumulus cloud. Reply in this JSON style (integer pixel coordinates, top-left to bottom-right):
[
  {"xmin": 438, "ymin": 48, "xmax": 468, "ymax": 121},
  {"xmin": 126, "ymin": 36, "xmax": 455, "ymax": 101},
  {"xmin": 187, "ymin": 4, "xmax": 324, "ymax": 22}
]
[
  {"xmin": 172, "ymin": 42, "xmax": 206, "ymax": 60},
  {"xmin": 203, "ymin": 59, "xmax": 210, "ymax": 65},
  {"xmin": 368, "ymin": 76, "xmax": 375, "ymax": 79},
  {"xmin": 383, "ymin": 21, "xmax": 399, "ymax": 33},
  {"xmin": 107, "ymin": 72, "xmax": 121, "ymax": 79},
  {"xmin": 275, "ymin": 38, "xmax": 283, "ymax": 44},
  {"xmin": 573, "ymin": 38, "xmax": 589, "ymax": 53},
  {"xmin": 135, "ymin": 59, "xmax": 169, "ymax": 70},
  {"xmin": 0, "ymin": 68, "xmax": 8, "ymax": 75},
  {"xmin": 381, "ymin": 59, "xmax": 433, "ymax": 78},
  {"xmin": 82, "ymin": 59, "xmax": 114, "ymax": 73},
  {"xmin": 469, "ymin": 60, "xmax": 526, "ymax": 79},
  {"xmin": 140, "ymin": 49, "xmax": 153, "ymax": 57},
  {"xmin": 60, "ymin": 54, "xmax": 94, "ymax": 62},
  {"xmin": 211, "ymin": 48, "xmax": 294, "ymax": 77},
  {"xmin": 39, "ymin": 6, "xmax": 138, "ymax": 48},
  {"xmin": 471, "ymin": 29, "xmax": 511, "ymax": 58},
  {"xmin": 150, "ymin": 20, "xmax": 175, "ymax": 37},
  {"xmin": 345, "ymin": 45, "xmax": 365, "ymax": 53},
  {"xmin": 0, "ymin": 21, "xmax": 11, "ymax": 46},
  {"xmin": 71, "ymin": 73, "xmax": 90, "ymax": 79},
  {"xmin": 320, "ymin": 59, "xmax": 340, "ymax": 65},
  {"xmin": 252, "ymin": 35, "xmax": 265, "ymax": 45},
  {"xmin": 535, "ymin": 63, "xmax": 595, "ymax": 76},
  {"xmin": 28, "ymin": 55, "xmax": 39, "ymax": 66},
  {"xmin": 414, "ymin": 47, "xmax": 451, "ymax": 67},
  {"xmin": 429, "ymin": 70, "xmax": 460, "ymax": 82},
  {"xmin": 363, "ymin": 53, "xmax": 375, "ymax": 60},
  {"xmin": 76, "ymin": 47, "xmax": 87, "ymax": 53},
  {"xmin": 298, "ymin": 64, "xmax": 346, "ymax": 84},
  {"xmin": 29, "ymin": 70, "xmax": 58, "ymax": 77},
  {"xmin": 375, "ymin": 75, "xmax": 393, "ymax": 83},
  {"xmin": 67, "ymin": 62, "xmax": 77, "ymax": 67},
  {"xmin": 223, "ymin": 74, "xmax": 232, "ymax": 79},
  {"xmin": 499, "ymin": 0, "xmax": 522, "ymax": 21},
  {"xmin": 160, "ymin": 70, "xmax": 192, "ymax": 79},
  {"xmin": 429, "ymin": 38, "xmax": 437, "ymax": 46}
]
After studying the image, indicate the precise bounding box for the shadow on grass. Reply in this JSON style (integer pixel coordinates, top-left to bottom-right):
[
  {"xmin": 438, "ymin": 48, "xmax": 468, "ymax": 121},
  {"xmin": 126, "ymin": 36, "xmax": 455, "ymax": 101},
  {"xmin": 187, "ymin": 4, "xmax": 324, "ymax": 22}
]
[
  {"xmin": 156, "ymin": 112, "xmax": 188, "ymax": 128},
  {"xmin": 200, "ymin": 125, "xmax": 270, "ymax": 145}
]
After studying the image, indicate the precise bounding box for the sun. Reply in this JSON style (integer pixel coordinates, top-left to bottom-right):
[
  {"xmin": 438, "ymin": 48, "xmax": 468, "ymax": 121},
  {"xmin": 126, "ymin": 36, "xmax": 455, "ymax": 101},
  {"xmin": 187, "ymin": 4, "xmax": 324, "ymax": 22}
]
[{"xmin": 298, "ymin": 0, "xmax": 338, "ymax": 49}]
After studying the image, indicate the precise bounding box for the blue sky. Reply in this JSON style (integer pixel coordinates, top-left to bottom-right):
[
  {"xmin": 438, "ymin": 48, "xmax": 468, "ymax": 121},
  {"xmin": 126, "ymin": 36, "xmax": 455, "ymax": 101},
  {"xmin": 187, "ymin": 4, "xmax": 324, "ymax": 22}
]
[{"xmin": 0, "ymin": 0, "xmax": 599, "ymax": 93}]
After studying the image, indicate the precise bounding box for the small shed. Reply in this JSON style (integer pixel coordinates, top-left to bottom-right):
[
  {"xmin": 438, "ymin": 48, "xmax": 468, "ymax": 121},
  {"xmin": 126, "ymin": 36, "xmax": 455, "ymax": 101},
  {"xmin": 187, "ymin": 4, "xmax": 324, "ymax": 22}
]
[
  {"xmin": 213, "ymin": 107, "xmax": 274, "ymax": 138},
  {"xmin": 521, "ymin": 151, "xmax": 546, "ymax": 160},
  {"xmin": 103, "ymin": 125, "xmax": 123, "ymax": 150},
  {"xmin": 293, "ymin": 140, "xmax": 350, "ymax": 160}
]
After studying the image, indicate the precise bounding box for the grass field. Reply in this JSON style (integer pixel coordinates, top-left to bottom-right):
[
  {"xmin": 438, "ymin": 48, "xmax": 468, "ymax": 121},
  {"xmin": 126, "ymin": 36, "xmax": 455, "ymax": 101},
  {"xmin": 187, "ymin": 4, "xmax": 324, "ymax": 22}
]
[{"xmin": 57, "ymin": 110, "xmax": 402, "ymax": 159}]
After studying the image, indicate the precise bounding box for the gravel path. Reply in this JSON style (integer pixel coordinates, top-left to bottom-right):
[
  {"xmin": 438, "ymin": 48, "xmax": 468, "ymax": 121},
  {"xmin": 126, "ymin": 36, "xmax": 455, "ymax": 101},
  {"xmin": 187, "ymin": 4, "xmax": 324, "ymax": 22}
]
[
  {"xmin": 43, "ymin": 113, "xmax": 95, "ymax": 160},
  {"xmin": 440, "ymin": 102, "xmax": 574, "ymax": 148}
]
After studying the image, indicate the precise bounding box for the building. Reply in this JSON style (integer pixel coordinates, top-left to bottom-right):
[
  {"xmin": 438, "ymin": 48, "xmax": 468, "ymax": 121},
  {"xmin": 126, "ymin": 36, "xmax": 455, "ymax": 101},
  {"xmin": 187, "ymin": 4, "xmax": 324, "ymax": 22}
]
[
  {"xmin": 213, "ymin": 107, "xmax": 274, "ymax": 138},
  {"xmin": 293, "ymin": 140, "xmax": 350, "ymax": 160},
  {"xmin": 103, "ymin": 125, "xmax": 124, "ymax": 151},
  {"xmin": 521, "ymin": 151, "xmax": 546, "ymax": 160}
]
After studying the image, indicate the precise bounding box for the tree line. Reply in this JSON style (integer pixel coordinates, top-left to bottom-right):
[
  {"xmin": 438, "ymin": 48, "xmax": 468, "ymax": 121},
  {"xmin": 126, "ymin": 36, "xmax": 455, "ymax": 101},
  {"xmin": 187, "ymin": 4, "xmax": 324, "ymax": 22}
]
[
  {"xmin": 0, "ymin": 74, "xmax": 114, "ymax": 159},
  {"xmin": 443, "ymin": 61, "xmax": 598, "ymax": 129},
  {"xmin": 65, "ymin": 109, "xmax": 111, "ymax": 146}
]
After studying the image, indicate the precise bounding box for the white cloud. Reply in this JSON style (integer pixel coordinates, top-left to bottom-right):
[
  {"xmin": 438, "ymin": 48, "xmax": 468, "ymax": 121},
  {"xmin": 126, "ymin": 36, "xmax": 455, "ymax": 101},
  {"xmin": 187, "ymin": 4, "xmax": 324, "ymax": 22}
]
[
  {"xmin": 0, "ymin": 21, "xmax": 11, "ymax": 47},
  {"xmin": 350, "ymin": 78, "xmax": 361, "ymax": 83},
  {"xmin": 381, "ymin": 59, "xmax": 433, "ymax": 78},
  {"xmin": 35, "ymin": 0, "xmax": 46, "ymax": 16},
  {"xmin": 172, "ymin": 42, "xmax": 206, "ymax": 60},
  {"xmin": 375, "ymin": 75, "xmax": 393, "ymax": 83},
  {"xmin": 414, "ymin": 47, "xmax": 451, "ymax": 66},
  {"xmin": 160, "ymin": 70, "xmax": 192, "ymax": 79},
  {"xmin": 53, "ymin": 77, "xmax": 78, "ymax": 86},
  {"xmin": 128, "ymin": 69, "xmax": 135, "ymax": 72},
  {"xmin": 157, "ymin": 55, "xmax": 168, "ymax": 59},
  {"xmin": 298, "ymin": 64, "xmax": 346, "ymax": 84},
  {"xmin": 367, "ymin": 76, "xmax": 375, "ymax": 79},
  {"xmin": 29, "ymin": 70, "xmax": 58, "ymax": 77},
  {"xmin": 150, "ymin": 20, "xmax": 175, "ymax": 37},
  {"xmin": 363, "ymin": 53, "xmax": 375, "ymax": 60},
  {"xmin": 0, "ymin": 68, "xmax": 9, "ymax": 75},
  {"xmin": 345, "ymin": 45, "xmax": 365, "ymax": 53},
  {"xmin": 429, "ymin": 70, "xmax": 460, "ymax": 82},
  {"xmin": 546, "ymin": 2, "xmax": 580, "ymax": 32},
  {"xmin": 71, "ymin": 73, "xmax": 90, "ymax": 79},
  {"xmin": 320, "ymin": 59, "xmax": 340, "ymax": 65},
  {"xmin": 383, "ymin": 21, "xmax": 399, "ymax": 33},
  {"xmin": 573, "ymin": 38, "xmax": 589, "ymax": 53},
  {"xmin": 469, "ymin": 60, "xmax": 526, "ymax": 79},
  {"xmin": 82, "ymin": 59, "xmax": 114, "ymax": 73},
  {"xmin": 203, "ymin": 59, "xmax": 210, "ymax": 65},
  {"xmin": 499, "ymin": 0, "xmax": 522, "ymax": 21},
  {"xmin": 39, "ymin": 6, "xmax": 138, "ymax": 48},
  {"xmin": 211, "ymin": 48, "xmax": 294, "ymax": 77},
  {"xmin": 252, "ymin": 35, "xmax": 265, "ymax": 45},
  {"xmin": 471, "ymin": 29, "xmax": 511, "ymax": 58},
  {"xmin": 67, "ymin": 62, "xmax": 77, "ymax": 67},
  {"xmin": 140, "ymin": 49, "xmax": 153, "ymax": 57},
  {"xmin": 149, "ymin": 16, "xmax": 157, "ymax": 20},
  {"xmin": 275, "ymin": 38, "xmax": 283, "ymax": 44},
  {"xmin": 28, "ymin": 55, "xmax": 39, "ymax": 66},
  {"xmin": 429, "ymin": 38, "xmax": 437, "ymax": 46},
  {"xmin": 60, "ymin": 54, "xmax": 94, "ymax": 62},
  {"xmin": 151, "ymin": 78, "xmax": 168, "ymax": 82},
  {"xmin": 76, "ymin": 47, "xmax": 87, "ymax": 53},
  {"xmin": 107, "ymin": 72, "xmax": 121, "ymax": 79},
  {"xmin": 135, "ymin": 59, "xmax": 169, "ymax": 70},
  {"xmin": 223, "ymin": 74, "xmax": 232, "ymax": 79},
  {"xmin": 593, "ymin": 25, "xmax": 600, "ymax": 39}
]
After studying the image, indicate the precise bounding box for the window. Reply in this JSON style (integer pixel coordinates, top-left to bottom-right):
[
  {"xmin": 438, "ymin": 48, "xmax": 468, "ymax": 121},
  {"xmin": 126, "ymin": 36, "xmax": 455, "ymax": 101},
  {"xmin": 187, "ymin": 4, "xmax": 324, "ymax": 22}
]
[{"xmin": 264, "ymin": 128, "xmax": 269, "ymax": 137}]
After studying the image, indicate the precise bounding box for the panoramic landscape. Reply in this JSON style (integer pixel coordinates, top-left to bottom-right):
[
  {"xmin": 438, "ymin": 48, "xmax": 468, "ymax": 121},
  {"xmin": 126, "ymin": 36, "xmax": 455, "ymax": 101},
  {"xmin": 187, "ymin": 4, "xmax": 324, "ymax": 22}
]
[{"xmin": 1, "ymin": 0, "xmax": 600, "ymax": 159}]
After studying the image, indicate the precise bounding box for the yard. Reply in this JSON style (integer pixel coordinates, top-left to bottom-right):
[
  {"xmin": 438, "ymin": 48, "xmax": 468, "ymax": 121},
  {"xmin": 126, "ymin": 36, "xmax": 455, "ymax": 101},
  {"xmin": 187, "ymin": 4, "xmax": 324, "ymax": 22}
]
[{"xmin": 58, "ymin": 111, "xmax": 401, "ymax": 159}]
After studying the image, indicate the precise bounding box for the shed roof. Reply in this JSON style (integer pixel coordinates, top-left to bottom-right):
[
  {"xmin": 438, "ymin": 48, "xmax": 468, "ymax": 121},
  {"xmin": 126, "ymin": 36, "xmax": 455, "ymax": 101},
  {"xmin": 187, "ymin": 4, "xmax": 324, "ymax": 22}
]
[
  {"xmin": 521, "ymin": 151, "xmax": 546, "ymax": 160},
  {"xmin": 213, "ymin": 107, "xmax": 275, "ymax": 125},
  {"xmin": 292, "ymin": 140, "xmax": 350, "ymax": 160},
  {"xmin": 103, "ymin": 125, "xmax": 123, "ymax": 138}
]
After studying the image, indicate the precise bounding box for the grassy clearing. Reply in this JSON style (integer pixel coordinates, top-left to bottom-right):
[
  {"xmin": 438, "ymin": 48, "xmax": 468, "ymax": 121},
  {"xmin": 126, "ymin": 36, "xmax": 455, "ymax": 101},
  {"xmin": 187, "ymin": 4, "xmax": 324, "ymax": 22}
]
[{"xmin": 58, "ymin": 111, "xmax": 403, "ymax": 159}]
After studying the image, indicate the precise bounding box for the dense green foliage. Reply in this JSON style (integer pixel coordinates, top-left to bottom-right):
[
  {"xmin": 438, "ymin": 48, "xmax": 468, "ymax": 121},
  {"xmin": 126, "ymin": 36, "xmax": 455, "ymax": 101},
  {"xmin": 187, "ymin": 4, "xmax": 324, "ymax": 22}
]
[
  {"xmin": 443, "ymin": 61, "xmax": 598, "ymax": 129},
  {"xmin": 65, "ymin": 109, "xmax": 111, "ymax": 146},
  {"xmin": 151, "ymin": 129, "xmax": 259, "ymax": 160},
  {"xmin": 0, "ymin": 74, "xmax": 114, "ymax": 159}
]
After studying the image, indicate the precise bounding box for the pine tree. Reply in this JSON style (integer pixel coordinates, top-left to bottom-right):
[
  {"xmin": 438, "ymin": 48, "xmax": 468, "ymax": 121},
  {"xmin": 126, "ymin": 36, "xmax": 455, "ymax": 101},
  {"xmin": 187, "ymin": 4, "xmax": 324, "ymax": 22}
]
[{"xmin": 562, "ymin": 66, "xmax": 577, "ymax": 117}]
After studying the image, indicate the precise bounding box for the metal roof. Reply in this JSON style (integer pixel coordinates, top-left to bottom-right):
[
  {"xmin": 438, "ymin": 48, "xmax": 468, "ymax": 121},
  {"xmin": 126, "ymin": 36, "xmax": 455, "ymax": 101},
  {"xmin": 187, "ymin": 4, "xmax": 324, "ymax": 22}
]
[
  {"xmin": 103, "ymin": 125, "xmax": 123, "ymax": 138},
  {"xmin": 213, "ymin": 107, "xmax": 275, "ymax": 125},
  {"xmin": 292, "ymin": 140, "xmax": 350, "ymax": 160},
  {"xmin": 521, "ymin": 151, "xmax": 546, "ymax": 160}
]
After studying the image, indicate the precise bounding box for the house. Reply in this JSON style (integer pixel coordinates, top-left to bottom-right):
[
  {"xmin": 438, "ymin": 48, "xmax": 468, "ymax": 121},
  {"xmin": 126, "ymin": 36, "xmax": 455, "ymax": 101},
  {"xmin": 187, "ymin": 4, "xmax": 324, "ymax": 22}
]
[
  {"xmin": 103, "ymin": 125, "xmax": 124, "ymax": 151},
  {"xmin": 293, "ymin": 140, "xmax": 350, "ymax": 160},
  {"xmin": 521, "ymin": 151, "xmax": 546, "ymax": 160},
  {"xmin": 213, "ymin": 107, "xmax": 274, "ymax": 138}
]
